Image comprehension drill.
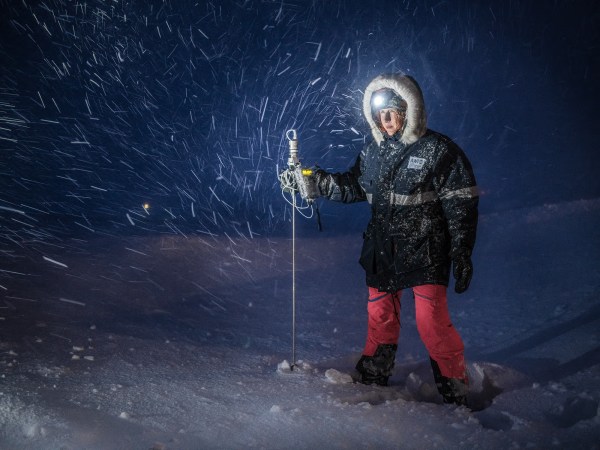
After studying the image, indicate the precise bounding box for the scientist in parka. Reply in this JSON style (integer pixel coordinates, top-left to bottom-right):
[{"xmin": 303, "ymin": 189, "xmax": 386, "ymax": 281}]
[{"xmin": 287, "ymin": 73, "xmax": 479, "ymax": 406}]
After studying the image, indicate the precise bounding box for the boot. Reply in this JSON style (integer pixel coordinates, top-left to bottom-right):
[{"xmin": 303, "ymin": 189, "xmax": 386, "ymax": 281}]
[
  {"xmin": 355, "ymin": 344, "xmax": 397, "ymax": 386},
  {"xmin": 430, "ymin": 358, "xmax": 468, "ymax": 406}
]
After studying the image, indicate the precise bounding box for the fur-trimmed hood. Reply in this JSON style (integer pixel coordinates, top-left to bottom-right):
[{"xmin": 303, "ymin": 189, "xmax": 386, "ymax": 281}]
[{"xmin": 363, "ymin": 74, "xmax": 428, "ymax": 146}]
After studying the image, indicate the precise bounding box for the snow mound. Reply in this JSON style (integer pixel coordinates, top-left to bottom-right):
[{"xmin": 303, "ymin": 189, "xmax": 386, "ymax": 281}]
[
  {"xmin": 324, "ymin": 368, "xmax": 354, "ymax": 384},
  {"xmin": 467, "ymin": 362, "xmax": 528, "ymax": 411},
  {"xmin": 276, "ymin": 359, "xmax": 315, "ymax": 375},
  {"xmin": 0, "ymin": 394, "xmax": 64, "ymax": 445}
]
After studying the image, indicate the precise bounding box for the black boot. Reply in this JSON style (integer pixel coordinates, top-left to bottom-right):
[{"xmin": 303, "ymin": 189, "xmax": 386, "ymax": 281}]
[
  {"xmin": 430, "ymin": 358, "xmax": 468, "ymax": 406},
  {"xmin": 355, "ymin": 344, "xmax": 398, "ymax": 386}
]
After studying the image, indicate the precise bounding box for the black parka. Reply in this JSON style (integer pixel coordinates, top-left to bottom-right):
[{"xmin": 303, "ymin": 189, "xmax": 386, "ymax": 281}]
[{"xmin": 315, "ymin": 74, "xmax": 478, "ymax": 292}]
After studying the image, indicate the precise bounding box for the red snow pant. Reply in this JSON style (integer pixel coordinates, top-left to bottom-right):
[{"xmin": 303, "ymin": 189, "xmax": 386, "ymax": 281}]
[{"xmin": 363, "ymin": 284, "xmax": 466, "ymax": 379}]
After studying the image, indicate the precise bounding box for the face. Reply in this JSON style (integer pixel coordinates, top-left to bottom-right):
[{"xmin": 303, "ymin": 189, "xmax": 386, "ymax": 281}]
[{"xmin": 379, "ymin": 108, "xmax": 404, "ymax": 136}]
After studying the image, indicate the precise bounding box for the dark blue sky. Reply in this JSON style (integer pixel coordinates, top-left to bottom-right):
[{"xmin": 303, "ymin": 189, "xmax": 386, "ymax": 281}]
[{"xmin": 0, "ymin": 0, "xmax": 598, "ymax": 237}]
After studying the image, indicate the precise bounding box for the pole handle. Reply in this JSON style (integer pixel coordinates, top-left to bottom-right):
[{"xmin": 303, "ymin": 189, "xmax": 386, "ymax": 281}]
[{"xmin": 286, "ymin": 129, "xmax": 299, "ymax": 168}]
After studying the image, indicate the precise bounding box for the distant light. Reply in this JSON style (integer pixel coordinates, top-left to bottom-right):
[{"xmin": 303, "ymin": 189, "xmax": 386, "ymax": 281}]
[{"xmin": 143, "ymin": 203, "xmax": 150, "ymax": 210}]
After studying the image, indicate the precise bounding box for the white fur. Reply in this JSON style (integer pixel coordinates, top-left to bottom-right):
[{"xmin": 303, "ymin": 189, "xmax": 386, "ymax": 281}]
[{"xmin": 362, "ymin": 74, "xmax": 428, "ymax": 145}]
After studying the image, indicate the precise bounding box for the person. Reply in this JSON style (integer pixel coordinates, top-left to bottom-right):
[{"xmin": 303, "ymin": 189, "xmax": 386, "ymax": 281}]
[{"xmin": 286, "ymin": 73, "xmax": 478, "ymax": 406}]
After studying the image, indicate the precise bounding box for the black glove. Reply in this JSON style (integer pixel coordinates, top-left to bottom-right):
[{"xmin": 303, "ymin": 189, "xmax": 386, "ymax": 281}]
[{"xmin": 452, "ymin": 254, "xmax": 473, "ymax": 294}]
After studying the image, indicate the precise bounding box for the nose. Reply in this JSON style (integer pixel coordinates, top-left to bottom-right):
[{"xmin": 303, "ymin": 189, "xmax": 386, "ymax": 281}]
[{"xmin": 383, "ymin": 111, "xmax": 391, "ymax": 122}]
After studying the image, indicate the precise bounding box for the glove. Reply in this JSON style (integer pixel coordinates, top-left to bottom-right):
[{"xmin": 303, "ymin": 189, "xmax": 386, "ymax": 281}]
[
  {"xmin": 452, "ymin": 253, "xmax": 473, "ymax": 294},
  {"xmin": 279, "ymin": 168, "xmax": 297, "ymax": 193}
]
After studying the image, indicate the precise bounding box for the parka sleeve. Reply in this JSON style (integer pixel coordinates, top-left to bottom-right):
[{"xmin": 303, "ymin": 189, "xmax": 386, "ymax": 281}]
[
  {"xmin": 314, "ymin": 153, "xmax": 367, "ymax": 203},
  {"xmin": 435, "ymin": 141, "xmax": 479, "ymax": 257}
]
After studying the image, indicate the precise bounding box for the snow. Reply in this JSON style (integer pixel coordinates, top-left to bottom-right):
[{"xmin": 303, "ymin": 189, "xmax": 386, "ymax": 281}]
[
  {"xmin": 1, "ymin": 200, "xmax": 599, "ymax": 449},
  {"xmin": 0, "ymin": 0, "xmax": 598, "ymax": 448}
]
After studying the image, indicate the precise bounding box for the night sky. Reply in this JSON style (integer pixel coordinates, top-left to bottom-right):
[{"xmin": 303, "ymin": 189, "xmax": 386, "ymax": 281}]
[{"xmin": 1, "ymin": 0, "xmax": 598, "ymax": 240}]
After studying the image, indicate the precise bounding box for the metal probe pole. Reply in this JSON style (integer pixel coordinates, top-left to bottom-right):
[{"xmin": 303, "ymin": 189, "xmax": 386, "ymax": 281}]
[
  {"xmin": 291, "ymin": 190, "xmax": 296, "ymax": 370},
  {"xmin": 286, "ymin": 129, "xmax": 299, "ymax": 371}
]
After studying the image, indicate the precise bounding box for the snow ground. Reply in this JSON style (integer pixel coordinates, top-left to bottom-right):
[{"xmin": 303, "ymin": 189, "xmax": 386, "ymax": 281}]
[{"xmin": 1, "ymin": 199, "xmax": 600, "ymax": 449}]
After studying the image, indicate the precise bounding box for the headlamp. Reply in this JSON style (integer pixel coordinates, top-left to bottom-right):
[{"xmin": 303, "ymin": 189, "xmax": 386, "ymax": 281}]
[{"xmin": 372, "ymin": 94, "xmax": 386, "ymax": 108}]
